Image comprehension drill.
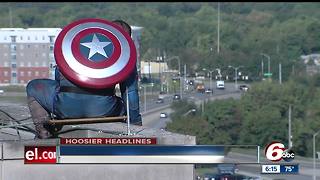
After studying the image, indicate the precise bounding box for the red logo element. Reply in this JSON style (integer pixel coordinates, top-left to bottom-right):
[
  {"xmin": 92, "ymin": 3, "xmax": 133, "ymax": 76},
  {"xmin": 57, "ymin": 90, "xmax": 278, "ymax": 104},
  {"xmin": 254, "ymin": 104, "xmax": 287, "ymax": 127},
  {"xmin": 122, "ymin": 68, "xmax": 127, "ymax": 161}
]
[
  {"xmin": 54, "ymin": 18, "xmax": 137, "ymax": 89},
  {"xmin": 24, "ymin": 146, "xmax": 56, "ymax": 164},
  {"xmin": 265, "ymin": 142, "xmax": 295, "ymax": 162}
]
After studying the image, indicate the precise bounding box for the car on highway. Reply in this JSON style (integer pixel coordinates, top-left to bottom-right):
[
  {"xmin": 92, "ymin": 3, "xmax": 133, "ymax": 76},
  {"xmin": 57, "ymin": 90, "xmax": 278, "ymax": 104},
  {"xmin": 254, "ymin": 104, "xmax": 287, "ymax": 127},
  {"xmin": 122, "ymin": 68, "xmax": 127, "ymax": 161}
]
[
  {"xmin": 196, "ymin": 83, "xmax": 205, "ymax": 93},
  {"xmin": 158, "ymin": 92, "xmax": 168, "ymax": 100},
  {"xmin": 173, "ymin": 94, "xmax": 181, "ymax": 100},
  {"xmin": 215, "ymin": 173, "xmax": 257, "ymax": 180},
  {"xmin": 239, "ymin": 84, "xmax": 249, "ymax": 91},
  {"xmin": 188, "ymin": 80, "xmax": 195, "ymax": 86},
  {"xmin": 160, "ymin": 112, "xmax": 168, "ymax": 118},
  {"xmin": 205, "ymin": 88, "xmax": 213, "ymax": 94},
  {"xmin": 156, "ymin": 98, "xmax": 164, "ymax": 104},
  {"xmin": 216, "ymin": 80, "xmax": 225, "ymax": 89},
  {"xmin": 201, "ymin": 173, "xmax": 215, "ymax": 180}
]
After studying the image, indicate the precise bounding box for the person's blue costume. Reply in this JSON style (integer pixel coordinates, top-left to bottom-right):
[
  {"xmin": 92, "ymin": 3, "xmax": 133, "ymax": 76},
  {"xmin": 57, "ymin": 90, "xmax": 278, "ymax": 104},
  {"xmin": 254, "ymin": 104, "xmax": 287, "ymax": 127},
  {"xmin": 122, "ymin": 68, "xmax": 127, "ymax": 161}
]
[{"xmin": 26, "ymin": 20, "xmax": 142, "ymax": 139}]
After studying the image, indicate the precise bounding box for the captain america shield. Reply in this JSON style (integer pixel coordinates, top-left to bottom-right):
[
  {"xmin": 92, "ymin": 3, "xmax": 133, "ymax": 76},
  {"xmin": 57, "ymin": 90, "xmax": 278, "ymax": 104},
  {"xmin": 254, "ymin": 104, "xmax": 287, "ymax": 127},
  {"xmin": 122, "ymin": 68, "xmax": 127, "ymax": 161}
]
[{"xmin": 54, "ymin": 18, "xmax": 137, "ymax": 89}]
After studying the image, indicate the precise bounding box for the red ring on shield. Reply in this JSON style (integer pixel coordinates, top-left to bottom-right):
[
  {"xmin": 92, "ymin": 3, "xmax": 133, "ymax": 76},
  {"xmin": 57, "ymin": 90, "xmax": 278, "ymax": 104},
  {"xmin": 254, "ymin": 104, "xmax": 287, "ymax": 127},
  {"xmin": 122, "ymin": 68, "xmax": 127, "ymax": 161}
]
[
  {"xmin": 54, "ymin": 18, "xmax": 137, "ymax": 89},
  {"xmin": 71, "ymin": 28, "xmax": 121, "ymax": 69}
]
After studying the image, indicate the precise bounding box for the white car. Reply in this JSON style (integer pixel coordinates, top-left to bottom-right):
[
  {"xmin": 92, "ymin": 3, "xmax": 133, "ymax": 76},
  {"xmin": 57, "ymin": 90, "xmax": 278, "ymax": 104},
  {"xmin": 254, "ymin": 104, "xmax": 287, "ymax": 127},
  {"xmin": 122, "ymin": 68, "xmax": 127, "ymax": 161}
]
[
  {"xmin": 0, "ymin": 89, "xmax": 4, "ymax": 95},
  {"xmin": 160, "ymin": 112, "xmax": 168, "ymax": 118},
  {"xmin": 239, "ymin": 84, "xmax": 249, "ymax": 91},
  {"xmin": 156, "ymin": 98, "xmax": 164, "ymax": 104},
  {"xmin": 205, "ymin": 89, "xmax": 213, "ymax": 94},
  {"xmin": 216, "ymin": 80, "xmax": 225, "ymax": 89}
]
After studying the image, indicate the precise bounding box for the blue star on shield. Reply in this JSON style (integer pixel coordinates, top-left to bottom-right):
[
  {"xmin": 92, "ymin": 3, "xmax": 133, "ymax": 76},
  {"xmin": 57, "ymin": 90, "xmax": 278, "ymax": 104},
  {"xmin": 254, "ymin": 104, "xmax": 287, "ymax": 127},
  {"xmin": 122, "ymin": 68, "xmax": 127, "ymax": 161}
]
[{"xmin": 80, "ymin": 33, "xmax": 114, "ymax": 62}]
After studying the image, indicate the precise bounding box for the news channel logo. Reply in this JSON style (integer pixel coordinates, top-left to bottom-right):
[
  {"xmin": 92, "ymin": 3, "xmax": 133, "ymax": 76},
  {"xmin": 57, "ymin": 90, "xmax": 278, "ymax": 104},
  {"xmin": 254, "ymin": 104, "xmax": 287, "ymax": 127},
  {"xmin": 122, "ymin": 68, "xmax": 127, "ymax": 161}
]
[{"xmin": 264, "ymin": 141, "xmax": 295, "ymax": 162}]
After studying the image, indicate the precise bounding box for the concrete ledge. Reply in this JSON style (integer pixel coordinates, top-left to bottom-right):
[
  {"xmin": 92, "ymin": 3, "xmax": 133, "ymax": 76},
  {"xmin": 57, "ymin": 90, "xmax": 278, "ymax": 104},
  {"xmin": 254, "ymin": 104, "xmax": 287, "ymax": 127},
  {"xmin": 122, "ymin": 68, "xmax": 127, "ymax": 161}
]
[
  {"xmin": 0, "ymin": 125, "xmax": 196, "ymax": 180},
  {"xmin": 0, "ymin": 104, "xmax": 196, "ymax": 180},
  {"xmin": 0, "ymin": 161, "xmax": 194, "ymax": 180},
  {"xmin": 1, "ymin": 123, "xmax": 196, "ymax": 160}
]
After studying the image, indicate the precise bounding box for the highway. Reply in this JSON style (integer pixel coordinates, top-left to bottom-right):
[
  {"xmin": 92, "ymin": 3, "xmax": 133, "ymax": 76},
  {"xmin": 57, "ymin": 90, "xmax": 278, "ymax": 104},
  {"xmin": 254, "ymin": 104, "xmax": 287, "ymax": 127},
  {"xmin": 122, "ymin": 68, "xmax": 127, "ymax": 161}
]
[
  {"xmin": 141, "ymin": 82, "xmax": 241, "ymax": 128},
  {"xmin": 139, "ymin": 82, "xmax": 238, "ymax": 113}
]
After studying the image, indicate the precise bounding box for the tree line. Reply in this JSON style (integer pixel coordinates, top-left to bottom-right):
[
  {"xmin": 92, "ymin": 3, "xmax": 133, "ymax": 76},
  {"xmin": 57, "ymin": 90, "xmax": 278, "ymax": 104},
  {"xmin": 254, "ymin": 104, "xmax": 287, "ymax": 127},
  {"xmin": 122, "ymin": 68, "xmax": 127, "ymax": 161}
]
[
  {"xmin": 1, "ymin": 2, "xmax": 319, "ymax": 80},
  {"xmin": 167, "ymin": 74, "xmax": 320, "ymax": 157}
]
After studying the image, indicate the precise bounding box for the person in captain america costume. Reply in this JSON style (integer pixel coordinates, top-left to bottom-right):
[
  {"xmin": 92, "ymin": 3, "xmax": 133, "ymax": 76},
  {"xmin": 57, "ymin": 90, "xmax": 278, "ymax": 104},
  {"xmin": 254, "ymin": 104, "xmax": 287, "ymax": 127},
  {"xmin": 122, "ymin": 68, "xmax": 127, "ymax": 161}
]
[{"xmin": 26, "ymin": 20, "xmax": 142, "ymax": 139}]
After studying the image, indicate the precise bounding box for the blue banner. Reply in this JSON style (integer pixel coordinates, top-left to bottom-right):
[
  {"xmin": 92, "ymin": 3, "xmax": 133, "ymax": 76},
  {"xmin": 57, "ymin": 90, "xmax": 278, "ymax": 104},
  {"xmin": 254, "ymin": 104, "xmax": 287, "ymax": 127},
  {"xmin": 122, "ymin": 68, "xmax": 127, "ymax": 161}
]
[
  {"xmin": 59, "ymin": 145, "xmax": 225, "ymax": 156},
  {"xmin": 280, "ymin": 164, "xmax": 299, "ymax": 174}
]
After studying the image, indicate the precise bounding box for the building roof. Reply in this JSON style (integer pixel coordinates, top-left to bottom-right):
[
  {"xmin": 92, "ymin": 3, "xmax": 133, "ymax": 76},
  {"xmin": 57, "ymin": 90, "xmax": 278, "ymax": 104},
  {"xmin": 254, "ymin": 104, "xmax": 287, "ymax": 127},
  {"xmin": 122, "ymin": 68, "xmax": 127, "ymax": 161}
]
[
  {"xmin": 0, "ymin": 25, "xmax": 142, "ymax": 44},
  {"xmin": 301, "ymin": 54, "xmax": 320, "ymax": 59},
  {"xmin": 0, "ymin": 28, "xmax": 62, "ymax": 43},
  {"xmin": 301, "ymin": 54, "xmax": 320, "ymax": 66}
]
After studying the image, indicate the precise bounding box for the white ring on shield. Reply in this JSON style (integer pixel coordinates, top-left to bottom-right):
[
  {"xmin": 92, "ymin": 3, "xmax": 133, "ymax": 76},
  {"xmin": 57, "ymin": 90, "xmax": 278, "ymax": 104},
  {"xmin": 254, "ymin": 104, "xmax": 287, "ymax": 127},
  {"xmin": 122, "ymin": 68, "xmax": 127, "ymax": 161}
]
[{"xmin": 61, "ymin": 22, "xmax": 131, "ymax": 79}]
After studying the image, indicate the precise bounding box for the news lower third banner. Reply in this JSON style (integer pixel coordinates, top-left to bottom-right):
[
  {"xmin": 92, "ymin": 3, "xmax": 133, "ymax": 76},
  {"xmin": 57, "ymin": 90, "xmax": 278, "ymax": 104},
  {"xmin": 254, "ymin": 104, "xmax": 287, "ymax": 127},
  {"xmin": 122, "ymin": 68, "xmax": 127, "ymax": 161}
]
[
  {"xmin": 24, "ymin": 145, "xmax": 224, "ymax": 164},
  {"xmin": 24, "ymin": 138, "xmax": 259, "ymax": 164},
  {"xmin": 57, "ymin": 145, "xmax": 225, "ymax": 164}
]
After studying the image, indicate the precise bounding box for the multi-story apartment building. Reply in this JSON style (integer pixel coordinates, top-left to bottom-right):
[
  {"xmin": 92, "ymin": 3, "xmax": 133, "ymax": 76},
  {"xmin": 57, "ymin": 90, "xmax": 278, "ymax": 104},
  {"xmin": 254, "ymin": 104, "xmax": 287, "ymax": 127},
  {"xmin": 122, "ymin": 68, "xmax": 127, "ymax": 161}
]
[
  {"xmin": 0, "ymin": 28, "xmax": 61, "ymax": 84},
  {"xmin": 0, "ymin": 26, "xmax": 142, "ymax": 85}
]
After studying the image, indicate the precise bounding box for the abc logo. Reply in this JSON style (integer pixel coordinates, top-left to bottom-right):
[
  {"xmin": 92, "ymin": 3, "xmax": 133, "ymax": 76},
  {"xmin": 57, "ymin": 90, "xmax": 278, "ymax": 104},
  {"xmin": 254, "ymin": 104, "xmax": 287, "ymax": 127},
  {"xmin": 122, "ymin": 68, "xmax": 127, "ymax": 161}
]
[
  {"xmin": 282, "ymin": 149, "xmax": 295, "ymax": 162},
  {"xmin": 265, "ymin": 142, "xmax": 295, "ymax": 162}
]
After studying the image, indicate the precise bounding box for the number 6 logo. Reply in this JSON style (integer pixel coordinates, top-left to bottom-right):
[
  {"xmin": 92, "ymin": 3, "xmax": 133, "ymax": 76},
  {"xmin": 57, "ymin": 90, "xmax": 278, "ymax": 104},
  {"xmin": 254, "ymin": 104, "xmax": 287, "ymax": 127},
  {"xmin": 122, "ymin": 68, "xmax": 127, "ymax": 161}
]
[{"xmin": 265, "ymin": 142, "xmax": 286, "ymax": 162}]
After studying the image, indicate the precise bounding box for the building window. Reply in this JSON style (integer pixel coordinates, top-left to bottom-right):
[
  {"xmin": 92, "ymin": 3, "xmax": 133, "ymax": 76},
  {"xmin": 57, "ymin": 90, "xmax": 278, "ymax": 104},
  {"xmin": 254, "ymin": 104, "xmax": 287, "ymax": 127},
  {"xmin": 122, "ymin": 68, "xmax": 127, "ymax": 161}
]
[
  {"xmin": 20, "ymin": 53, "xmax": 24, "ymax": 57},
  {"xmin": 20, "ymin": 71, "xmax": 24, "ymax": 76},
  {"xmin": 4, "ymin": 36, "xmax": 7, "ymax": 40},
  {"xmin": 35, "ymin": 62, "xmax": 39, "ymax": 66},
  {"xmin": 12, "ymin": 72, "xmax": 17, "ymax": 77},
  {"xmin": 35, "ymin": 36, "xmax": 38, "ymax": 40},
  {"xmin": 49, "ymin": 36, "xmax": 55, "ymax": 43},
  {"xmin": 42, "ymin": 44, "xmax": 46, "ymax": 48},
  {"xmin": 42, "ymin": 53, "xmax": 46, "ymax": 57},
  {"xmin": 28, "ymin": 71, "xmax": 31, "ymax": 76},
  {"xmin": 35, "ymin": 71, "xmax": 39, "ymax": 76},
  {"xmin": 42, "ymin": 62, "xmax": 46, "ymax": 67},
  {"xmin": 12, "ymin": 63, "xmax": 16, "ymax": 68},
  {"xmin": 35, "ymin": 44, "xmax": 39, "ymax": 48},
  {"xmin": 10, "ymin": 36, "xmax": 16, "ymax": 43},
  {"xmin": 10, "ymin": 44, "xmax": 16, "ymax": 51},
  {"xmin": 20, "ymin": 45, "xmax": 24, "ymax": 49},
  {"xmin": 20, "ymin": 62, "xmax": 24, "ymax": 67},
  {"xmin": 49, "ymin": 45, "xmax": 54, "ymax": 51},
  {"xmin": 27, "ymin": 36, "xmax": 30, "ymax": 40},
  {"xmin": 4, "ymin": 62, "xmax": 8, "ymax": 67},
  {"xmin": 11, "ymin": 54, "xmax": 16, "ymax": 60},
  {"xmin": 42, "ymin": 36, "xmax": 45, "ymax": 40},
  {"xmin": 4, "ymin": 71, "xmax": 8, "ymax": 76},
  {"xmin": 20, "ymin": 36, "xmax": 23, "ymax": 40},
  {"xmin": 27, "ymin": 62, "xmax": 31, "ymax": 67},
  {"xmin": 4, "ymin": 53, "xmax": 7, "ymax": 57},
  {"xmin": 49, "ymin": 53, "xmax": 54, "ymax": 60}
]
